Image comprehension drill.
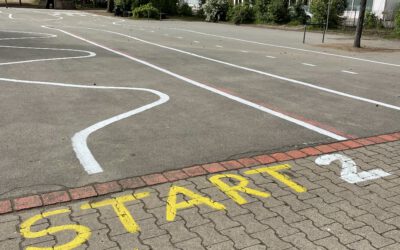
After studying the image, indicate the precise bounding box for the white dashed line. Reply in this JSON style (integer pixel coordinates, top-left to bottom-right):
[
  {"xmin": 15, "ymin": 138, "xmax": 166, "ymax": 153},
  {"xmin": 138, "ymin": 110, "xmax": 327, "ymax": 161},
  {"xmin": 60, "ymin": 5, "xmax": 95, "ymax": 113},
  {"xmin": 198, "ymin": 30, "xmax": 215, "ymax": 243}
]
[
  {"xmin": 302, "ymin": 63, "xmax": 316, "ymax": 67},
  {"xmin": 240, "ymin": 50, "xmax": 248, "ymax": 53},
  {"xmin": 176, "ymin": 36, "xmax": 183, "ymax": 39},
  {"xmin": 193, "ymin": 40, "xmax": 200, "ymax": 43},
  {"xmin": 216, "ymin": 45, "xmax": 223, "ymax": 48},
  {"xmin": 266, "ymin": 56, "xmax": 276, "ymax": 59},
  {"xmin": 341, "ymin": 70, "xmax": 358, "ymax": 75}
]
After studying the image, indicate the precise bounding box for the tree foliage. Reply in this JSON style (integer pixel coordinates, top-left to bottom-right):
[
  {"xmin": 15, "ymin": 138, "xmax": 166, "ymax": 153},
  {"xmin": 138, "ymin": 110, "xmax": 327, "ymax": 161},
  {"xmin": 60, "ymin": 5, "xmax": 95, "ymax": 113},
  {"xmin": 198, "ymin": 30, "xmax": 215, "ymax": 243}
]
[
  {"xmin": 310, "ymin": 0, "xmax": 346, "ymax": 27},
  {"xmin": 202, "ymin": 0, "xmax": 229, "ymax": 22}
]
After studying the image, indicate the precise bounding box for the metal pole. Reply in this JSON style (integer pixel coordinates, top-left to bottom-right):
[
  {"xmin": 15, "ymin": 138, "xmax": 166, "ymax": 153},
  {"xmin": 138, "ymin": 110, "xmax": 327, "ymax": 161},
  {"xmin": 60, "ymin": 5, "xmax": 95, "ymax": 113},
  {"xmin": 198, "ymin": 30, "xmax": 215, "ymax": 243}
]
[
  {"xmin": 322, "ymin": 0, "xmax": 332, "ymax": 43},
  {"xmin": 5, "ymin": 0, "xmax": 8, "ymax": 8},
  {"xmin": 303, "ymin": 24, "xmax": 307, "ymax": 43}
]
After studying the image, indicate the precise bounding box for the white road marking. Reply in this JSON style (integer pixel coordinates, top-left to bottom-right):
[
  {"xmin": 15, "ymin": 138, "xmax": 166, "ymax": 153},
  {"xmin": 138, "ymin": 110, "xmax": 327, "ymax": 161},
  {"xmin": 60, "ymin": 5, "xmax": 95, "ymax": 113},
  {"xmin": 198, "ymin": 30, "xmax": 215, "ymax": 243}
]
[
  {"xmin": 302, "ymin": 63, "xmax": 316, "ymax": 67},
  {"xmin": 193, "ymin": 40, "xmax": 200, "ymax": 43},
  {"xmin": 46, "ymin": 26, "xmax": 348, "ymax": 141},
  {"xmin": 341, "ymin": 70, "xmax": 358, "ymax": 75},
  {"xmin": 176, "ymin": 36, "xmax": 183, "ymax": 39},
  {"xmin": 0, "ymin": 30, "xmax": 170, "ymax": 175},
  {"xmin": 240, "ymin": 50, "xmax": 248, "ymax": 53},
  {"xmin": 70, "ymin": 26, "xmax": 400, "ymax": 112},
  {"xmin": 0, "ymin": 30, "xmax": 57, "ymax": 41},
  {"xmin": 8, "ymin": 14, "xmax": 14, "ymax": 19},
  {"xmin": 216, "ymin": 45, "xmax": 223, "ymax": 48},
  {"xmin": 172, "ymin": 28, "xmax": 400, "ymax": 67},
  {"xmin": 266, "ymin": 56, "xmax": 276, "ymax": 59},
  {"xmin": 0, "ymin": 45, "xmax": 96, "ymax": 66},
  {"xmin": 315, "ymin": 154, "xmax": 391, "ymax": 183},
  {"xmin": 150, "ymin": 30, "xmax": 155, "ymax": 33}
]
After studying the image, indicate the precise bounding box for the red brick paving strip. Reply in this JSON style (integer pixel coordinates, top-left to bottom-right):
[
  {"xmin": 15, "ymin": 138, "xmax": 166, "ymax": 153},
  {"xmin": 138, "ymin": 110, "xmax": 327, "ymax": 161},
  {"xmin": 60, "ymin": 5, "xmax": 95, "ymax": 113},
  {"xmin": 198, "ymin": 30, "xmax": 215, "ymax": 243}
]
[
  {"xmin": 119, "ymin": 177, "xmax": 146, "ymax": 190},
  {"xmin": 2, "ymin": 132, "xmax": 400, "ymax": 214},
  {"xmin": 220, "ymin": 160, "xmax": 244, "ymax": 170},
  {"xmin": 286, "ymin": 150, "xmax": 307, "ymax": 159},
  {"xmin": 0, "ymin": 200, "xmax": 12, "ymax": 214},
  {"xmin": 94, "ymin": 181, "xmax": 122, "ymax": 195},
  {"xmin": 14, "ymin": 195, "xmax": 42, "ymax": 210},
  {"xmin": 237, "ymin": 158, "xmax": 260, "ymax": 167},
  {"xmin": 271, "ymin": 153, "xmax": 292, "ymax": 161},
  {"xmin": 253, "ymin": 155, "xmax": 276, "ymax": 164},
  {"xmin": 300, "ymin": 147, "xmax": 322, "ymax": 156},
  {"xmin": 202, "ymin": 163, "xmax": 226, "ymax": 173},
  {"xmin": 163, "ymin": 170, "xmax": 189, "ymax": 181},
  {"xmin": 182, "ymin": 166, "xmax": 207, "ymax": 177},
  {"xmin": 341, "ymin": 140, "xmax": 363, "ymax": 149},
  {"xmin": 141, "ymin": 174, "xmax": 168, "ymax": 185},
  {"xmin": 69, "ymin": 186, "xmax": 97, "ymax": 200},
  {"xmin": 42, "ymin": 191, "xmax": 70, "ymax": 205}
]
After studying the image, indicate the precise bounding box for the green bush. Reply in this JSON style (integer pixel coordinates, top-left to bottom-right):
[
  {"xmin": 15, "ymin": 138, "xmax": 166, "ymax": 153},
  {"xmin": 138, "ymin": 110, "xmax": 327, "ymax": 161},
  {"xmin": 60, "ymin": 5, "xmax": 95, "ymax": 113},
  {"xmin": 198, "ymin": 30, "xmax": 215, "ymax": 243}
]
[
  {"xmin": 202, "ymin": 0, "xmax": 229, "ymax": 22},
  {"xmin": 364, "ymin": 11, "xmax": 379, "ymax": 29},
  {"xmin": 289, "ymin": 1, "xmax": 307, "ymax": 24},
  {"xmin": 151, "ymin": 0, "xmax": 178, "ymax": 15},
  {"xmin": 178, "ymin": 2, "xmax": 193, "ymax": 16},
  {"xmin": 255, "ymin": 0, "xmax": 270, "ymax": 23},
  {"xmin": 266, "ymin": 0, "xmax": 289, "ymax": 24},
  {"xmin": 133, "ymin": 3, "xmax": 159, "ymax": 18},
  {"xmin": 395, "ymin": 7, "xmax": 400, "ymax": 33},
  {"xmin": 228, "ymin": 3, "xmax": 255, "ymax": 24},
  {"xmin": 310, "ymin": 0, "xmax": 346, "ymax": 27}
]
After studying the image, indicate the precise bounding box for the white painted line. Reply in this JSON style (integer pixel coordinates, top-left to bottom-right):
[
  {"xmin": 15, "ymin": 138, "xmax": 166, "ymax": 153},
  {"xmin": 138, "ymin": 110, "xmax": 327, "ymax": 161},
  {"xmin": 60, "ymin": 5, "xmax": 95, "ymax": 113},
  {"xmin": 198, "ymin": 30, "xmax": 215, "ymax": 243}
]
[
  {"xmin": 266, "ymin": 56, "xmax": 276, "ymax": 59},
  {"xmin": 71, "ymin": 27, "xmax": 400, "ymax": 112},
  {"xmin": 0, "ymin": 77, "xmax": 169, "ymax": 174},
  {"xmin": 0, "ymin": 30, "xmax": 57, "ymax": 41},
  {"xmin": 172, "ymin": 28, "xmax": 400, "ymax": 67},
  {"xmin": 216, "ymin": 45, "xmax": 223, "ymax": 48},
  {"xmin": 316, "ymin": 154, "xmax": 391, "ymax": 184},
  {"xmin": 0, "ymin": 30, "xmax": 169, "ymax": 175},
  {"xmin": 341, "ymin": 70, "xmax": 358, "ymax": 75},
  {"xmin": 0, "ymin": 45, "xmax": 96, "ymax": 66},
  {"xmin": 45, "ymin": 26, "xmax": 348, "ymax": 141},
  {"xmin": 302, "ymin": 63, "xmax": 316, "ymax": 67},
  {"xmin": 150, "ymin": 30, "xmax": 155, "ymax": 33},
  {"xmin": 193, "ymin": 40, "xmax": 200, "ymax": 43},
  {"xmin": 8, "ymin": 14, "xmax": 14, "ymax": 19},
  {"xmin": 240, "ymin": 50, "xmax": 248, "ymax": 53},
  {"xmin": 176, "ymin": 36, "xmax": 183, "ymax": 39}
]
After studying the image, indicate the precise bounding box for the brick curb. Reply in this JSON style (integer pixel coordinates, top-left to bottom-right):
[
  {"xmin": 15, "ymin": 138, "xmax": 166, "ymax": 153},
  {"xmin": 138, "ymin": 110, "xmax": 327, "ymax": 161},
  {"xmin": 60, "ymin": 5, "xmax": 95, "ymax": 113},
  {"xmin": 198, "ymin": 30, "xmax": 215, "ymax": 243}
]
[{"xmin": 1, "ymin": 132, "xmax": 399, "ymax": 215}]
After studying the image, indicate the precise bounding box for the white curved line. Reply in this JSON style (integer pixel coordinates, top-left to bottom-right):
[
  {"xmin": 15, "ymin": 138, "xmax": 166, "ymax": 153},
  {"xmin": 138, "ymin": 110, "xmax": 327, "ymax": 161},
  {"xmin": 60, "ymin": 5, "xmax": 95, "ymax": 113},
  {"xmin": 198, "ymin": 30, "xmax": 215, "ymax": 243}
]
[
  {"xmin": 0, "ymin": 45, "xmax": 96, "ymax": 66},
  {"xmin": 171, "ymin": 28, "xmax": 400, "ymax": 68},
  {"xmin": 0, "ymin": 30, "xmax": 170, "ymax": 174},
  {"xmin": 44, "ymin": 25, "xmax": 347, "ymax": 141},
  {"xmin": 0, "ymin": 77, "xmax": 169, "ymax": 174},
  {"xmin": 0, "ymin": 30, "xmax": 57, "ymax": 40},
  {"xmin": 72, "ymin": 26, "xmax": 400, "ymax": 112}
]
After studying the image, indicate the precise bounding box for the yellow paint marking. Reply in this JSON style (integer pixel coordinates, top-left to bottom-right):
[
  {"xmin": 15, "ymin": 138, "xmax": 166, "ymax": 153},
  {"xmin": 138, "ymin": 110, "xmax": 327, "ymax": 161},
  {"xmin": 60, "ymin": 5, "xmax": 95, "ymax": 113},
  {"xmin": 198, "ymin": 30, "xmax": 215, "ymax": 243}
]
[
  {"xmin": 209, "ymin": 174, "xmax": 270, "ymax": 205},
  {"xmin": 245, "ymin": 164, "xmax": 307, "ymax": 193},
  {"xmin": 166, "ymin": 186, "xmax": 225, "ymax": 221},
  {"xmin": 20, "ymin": 209, "xmax": 91, "ymax": 250},
  {"xmin": 81, "ymin": 192, "xmax": 149, "ymax": 234}
]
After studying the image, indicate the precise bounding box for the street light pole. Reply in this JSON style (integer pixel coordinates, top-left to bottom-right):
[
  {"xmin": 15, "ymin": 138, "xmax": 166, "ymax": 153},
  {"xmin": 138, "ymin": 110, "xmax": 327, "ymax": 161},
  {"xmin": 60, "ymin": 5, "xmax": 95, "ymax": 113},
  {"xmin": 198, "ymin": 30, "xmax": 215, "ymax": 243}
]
[{"xmin": 322, "ymin": 0, "xmax": 332, "ymax": 43}]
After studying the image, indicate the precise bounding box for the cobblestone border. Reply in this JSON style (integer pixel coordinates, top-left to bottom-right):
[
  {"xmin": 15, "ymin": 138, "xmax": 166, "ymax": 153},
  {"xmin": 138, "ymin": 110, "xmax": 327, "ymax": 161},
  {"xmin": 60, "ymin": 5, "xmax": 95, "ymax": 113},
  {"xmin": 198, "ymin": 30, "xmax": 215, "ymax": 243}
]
[{"xmin": 1, "ymin": 132, "xmax": 399, "ymax": 215}]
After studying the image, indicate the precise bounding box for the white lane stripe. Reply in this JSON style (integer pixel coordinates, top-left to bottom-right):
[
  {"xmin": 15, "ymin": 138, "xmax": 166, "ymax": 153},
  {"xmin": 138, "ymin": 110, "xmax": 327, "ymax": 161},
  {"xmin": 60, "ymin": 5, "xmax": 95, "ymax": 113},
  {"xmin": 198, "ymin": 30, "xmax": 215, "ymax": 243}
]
[
  {"xmin": 302, "ymin": 63, "xmax": 316, "ymax": 67},
  {"xmin": 176, "ymin": 36, "xmax": 183, "ymax": 39},
  {"xmin": 216, "ymin": 45, "xmax": 223, "ymax": 48},
  {"xmin": 44, "ymin": 26, "xmax": 347, "ymax": 141},
  {"xmin": 193, "ymin": 40, "xmax": 200, "ymax": 43},
  {"xmin": 0, "ymin": 77, "xmax": 169, "ymax": 174},
  {"xmin": 172, "ymin": 28, "xmax": 400, "ymax": 68},
  {"xmin": 240, "ymin": 50, "xmax": 248, "ymax": 53},
  {"xmin": 8, "ymin": 14, "xmax": 14, "ymax": 19},
  {"xmin": 0, "ymin": 45, "xmax": 96, "ymax": 66},
  {"xmin": 69, "ymin": 26, "xmax": 400, "ymax": 112},
  {"xmin": 341, "ymin": 70, "xmax": 358, "ymax": 75},
  {"xmin": 266, "ymin": 56, "xmax": 276, "ymax": 59}
]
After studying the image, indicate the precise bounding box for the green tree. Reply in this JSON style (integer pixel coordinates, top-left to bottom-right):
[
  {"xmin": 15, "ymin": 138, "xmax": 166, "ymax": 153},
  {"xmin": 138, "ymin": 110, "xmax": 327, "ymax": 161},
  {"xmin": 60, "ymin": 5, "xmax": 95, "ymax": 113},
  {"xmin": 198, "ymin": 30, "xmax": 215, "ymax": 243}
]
[
  {"xmin": 255, "ymin": 0, "xmax": 270, "ymax": 23},
  {"xmin": 310, "ymin": 0, "xmax": 346, "ymax": 27},
  {"xmin": 202, "ymin": 0, "xmax": 229, "ymax": 22},
  {"xmin": 266, "ymin": 0, "xmax": 289, "ymax": 23}
]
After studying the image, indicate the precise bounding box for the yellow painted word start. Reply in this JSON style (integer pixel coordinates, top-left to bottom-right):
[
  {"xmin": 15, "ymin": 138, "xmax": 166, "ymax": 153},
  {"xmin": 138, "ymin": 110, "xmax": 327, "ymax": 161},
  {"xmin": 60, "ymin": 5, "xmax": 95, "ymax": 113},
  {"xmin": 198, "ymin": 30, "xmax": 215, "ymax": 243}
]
[{"xmin": 20, "ymin": 164, "xmax": 306, "ymax": 250}]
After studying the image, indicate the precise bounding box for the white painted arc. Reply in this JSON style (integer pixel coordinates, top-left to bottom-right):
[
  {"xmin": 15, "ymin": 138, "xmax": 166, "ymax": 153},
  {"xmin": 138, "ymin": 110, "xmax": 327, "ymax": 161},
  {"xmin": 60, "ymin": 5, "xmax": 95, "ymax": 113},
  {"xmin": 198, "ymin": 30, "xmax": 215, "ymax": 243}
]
[
  {"xmin": 171, "ymin": 28, "xmax": 400, "ymax": 68},
  {"xmin": 75, "ymin": 26, "xmax": 400, "ymax": 112},
  {"xmin": 0, "ymin": 30, "xmax": 57, "ymax": 40},
  {"xmin": 44, "ymin": 26, "xmax": 347, "ymax": 141},
  {"xmin": 0, "ymin": 77, "xmax": 170, "ymax": 174},
  {"xmin": 0, "ymin": 45, "xmax": 96, "ymax": 66}
]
